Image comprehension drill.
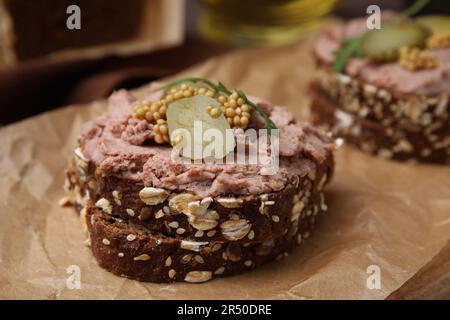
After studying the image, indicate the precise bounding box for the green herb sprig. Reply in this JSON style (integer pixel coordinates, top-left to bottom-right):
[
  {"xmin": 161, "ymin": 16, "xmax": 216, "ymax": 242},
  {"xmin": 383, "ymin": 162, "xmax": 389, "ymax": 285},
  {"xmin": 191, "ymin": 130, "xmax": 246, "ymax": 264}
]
[
  {"xmin": 154, "ymin": 77, "xmax": 278, "ymax": 132},
  {"xmin": 333, "ymin": 37, "xmax": 364, "ymax": 74},
  {"xmin": 332, "ymin": 0, "xmax": 429, "ymax": 73}
]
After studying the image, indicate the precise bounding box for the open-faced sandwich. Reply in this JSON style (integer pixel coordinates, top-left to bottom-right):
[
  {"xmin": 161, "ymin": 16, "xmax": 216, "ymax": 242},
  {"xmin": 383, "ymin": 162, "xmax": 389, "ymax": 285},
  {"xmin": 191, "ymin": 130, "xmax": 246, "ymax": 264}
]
[
  {"xmin": 63, "ymin": 78, "xmax": 335, "ymax": 283},
  {"xmin": 311, "ymin": 10, "xmax": 450, "ymax": 164}
]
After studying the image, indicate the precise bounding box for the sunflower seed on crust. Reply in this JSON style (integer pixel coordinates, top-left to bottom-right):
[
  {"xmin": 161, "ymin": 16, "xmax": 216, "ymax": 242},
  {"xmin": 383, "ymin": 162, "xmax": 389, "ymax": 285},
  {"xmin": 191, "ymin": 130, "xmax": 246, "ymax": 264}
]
[
  {"xmin": 188, "ymin": 215, "xmax": 219, "ymax": 231},
  {"xmin": 216, "ymin": 197, "xmax": 243, "ymax": 208},
  {"xmin": 139, "ymin": 187, "xmax": 170, "ymax": 205},
  {"xmin": 169, "ymin": 193, "xmax": 196, "ymax": 214},
  {"xmin": 126, "ymin": 208, "xmax": 135, "ymax": 217},
  {"xmin": 95, "ymin": 198, "xmax": 112, "ymax": 214},
  {"xmin": 180, "ymin": 240, "xmax": 209, "ymax": 252},
  {"xmin": 220, "ymin": 219, "xmax": 251, "ymax": 241},
  {"xmin": 184, "ymin": 271, "xmax": 212, "ymax": 283},
  {"xmin": 155, "ymin": 209, "xmax": 165, "ymax": 219},
  {"xmin": 133, "ymin": 254, "xmax": 150, "ymax": 261}
]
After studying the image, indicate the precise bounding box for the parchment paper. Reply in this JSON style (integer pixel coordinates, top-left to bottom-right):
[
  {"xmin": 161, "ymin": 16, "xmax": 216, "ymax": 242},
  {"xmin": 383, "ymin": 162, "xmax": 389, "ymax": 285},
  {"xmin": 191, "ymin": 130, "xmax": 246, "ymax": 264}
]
[{"xmin": 1, "ymin": 36, "xmax": 450, "ymax": 300}]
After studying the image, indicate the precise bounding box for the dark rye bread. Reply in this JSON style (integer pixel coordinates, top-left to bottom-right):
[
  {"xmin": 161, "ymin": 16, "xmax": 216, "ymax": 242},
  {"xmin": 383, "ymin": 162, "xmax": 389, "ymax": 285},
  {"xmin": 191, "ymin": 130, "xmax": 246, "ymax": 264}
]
[
  {"xmin": 85, "ymin": 201, "xmax": 323, "ymax": 283},
  {"xmin": 310, "ymin": 90, "xmax": 450, "ymax": 163},
  {"xmin": 65, "ymin": 148, "xmax": 333, "ymax": 243}
]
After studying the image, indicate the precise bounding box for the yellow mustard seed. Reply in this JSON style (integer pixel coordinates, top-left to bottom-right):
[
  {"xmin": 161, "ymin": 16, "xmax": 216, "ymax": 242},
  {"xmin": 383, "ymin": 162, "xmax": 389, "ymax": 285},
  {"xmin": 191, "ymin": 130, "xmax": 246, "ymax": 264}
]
[
  {"xmin": 145, "ymin": 112, "xmax": 153, "ymax": 121},
  {"xmin": 398, "ymin": 46, "xmax": 438, "ymax": 71},
  {"xmin": 154, "ymin": 134, "xmax": 164, "ymax": 144},
  {"xmin": 241, "ymin": 104, "xmax": 251, "ymax": 112},
  {"xmin": 218, "ymin": 95, "xmax": 227, "ymax": 104},
  {"xmin": 241, "ymin": 111, "xmax": 251, "ymax": 119},
  {"xmin": 153, "ymin": 112, "xmax": 162, "ymax": 120},
  {"xmin": 229, "ymin": 99, "xmax": 237, "ymax": 108},
  {"xmin": 426, "ymin": 31, "xmax": 450, "ymax": 49},
  {"xmin": 150, "ymin": 103, "xmax": 159, "ymax": 112},
  {"xmin": 210, "ymin": 107, "xmax": 222, "ymax": 118},
  {"xmin": 134, "ymin": 110, "xmax": 144, "ymax": 118},
  {"xmin": 159, "ymin": 124, "xmax": 168, "ymax": 135},
  {"xmin": 174, "ymin": 92, "xmax": 183, "ymax": 99},
  {"xmin": 240, "ymin": 116, "xmax": 249, "ymax": 127},
  {"xmin": 225, "ymin": 108, "xmax": 235, "ymax": 117},
  {"xmin": 233, "ymin": 115, "xmax": 241, "ymax": 126}
]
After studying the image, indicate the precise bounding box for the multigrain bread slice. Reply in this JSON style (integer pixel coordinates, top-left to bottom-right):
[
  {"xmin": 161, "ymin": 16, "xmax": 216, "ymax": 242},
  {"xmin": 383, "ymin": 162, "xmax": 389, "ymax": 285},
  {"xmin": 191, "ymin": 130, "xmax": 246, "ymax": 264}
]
[
  {"xmin": 65, "ymin": 148, "xmax": 333, "ymax": 243},
  {"xmin": 311, "ymin": 88, "xmax": 450, "ymax": 163},
  {"xmin": 312, "ymin": 71, "xmax": 449, "ymax": 131},
  {"xmin": 84, "ymin": 202, "xmax": 323, "ymax": 283}
]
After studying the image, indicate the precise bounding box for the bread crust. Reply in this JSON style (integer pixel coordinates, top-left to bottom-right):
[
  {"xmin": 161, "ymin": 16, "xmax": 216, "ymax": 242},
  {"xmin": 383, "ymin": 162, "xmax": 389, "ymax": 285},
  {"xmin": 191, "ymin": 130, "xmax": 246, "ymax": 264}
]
[
  {"xmin": 310, "ymin": 87, "xmax": 450, "ymax": 163},
  {"xmin": 85, "ymin": 201, "xmax": 324, "ymax": 283},
  {"xmin": 313, "ymin": 70, "xmax": 449, "ymax": 131}
]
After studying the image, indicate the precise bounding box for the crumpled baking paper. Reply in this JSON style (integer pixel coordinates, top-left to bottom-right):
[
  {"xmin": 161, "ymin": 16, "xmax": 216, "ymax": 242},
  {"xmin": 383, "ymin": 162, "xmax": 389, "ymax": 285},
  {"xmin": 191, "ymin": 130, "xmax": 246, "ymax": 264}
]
[{"xmin": 1, "ymin": 34, "xmax": 449, "ymax": 299}]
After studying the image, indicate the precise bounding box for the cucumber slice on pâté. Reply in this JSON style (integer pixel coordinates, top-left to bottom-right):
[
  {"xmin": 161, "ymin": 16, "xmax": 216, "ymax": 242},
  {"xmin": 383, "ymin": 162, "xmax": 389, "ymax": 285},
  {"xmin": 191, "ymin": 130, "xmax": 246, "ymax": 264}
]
[
  {"xmin": 362, "ymin": 20, "xmax": 430, "ymax": 61},
  {"xmin": 166, "ymin": 94, "xmax": 235, "ymax": 160},
  {"xmin": 416, "ymin": 15, "xmax": 450, "ymax": 33}
]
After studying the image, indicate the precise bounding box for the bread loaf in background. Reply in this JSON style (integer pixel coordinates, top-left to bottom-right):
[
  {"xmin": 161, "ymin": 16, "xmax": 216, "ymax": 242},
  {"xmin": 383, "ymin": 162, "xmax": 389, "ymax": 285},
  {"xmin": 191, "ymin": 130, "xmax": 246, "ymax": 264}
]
[{"xmin": 0, "ymin": 0, "xmax": 184, "ymax": 65}]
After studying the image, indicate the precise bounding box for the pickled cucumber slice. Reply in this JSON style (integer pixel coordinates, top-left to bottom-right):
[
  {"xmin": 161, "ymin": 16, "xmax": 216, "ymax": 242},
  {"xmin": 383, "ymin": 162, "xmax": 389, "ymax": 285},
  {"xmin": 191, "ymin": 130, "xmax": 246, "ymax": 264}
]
[
  {"xmin": 416, "ymin": 15, "xmax": 450, "ymax": 32},
  {"xmin": 166, "ymin": 95, "xmax": 235, "ymax": 160},
  {"xmin": 362, "ymin": 20, "xmax": 430, "ymax": 61}
]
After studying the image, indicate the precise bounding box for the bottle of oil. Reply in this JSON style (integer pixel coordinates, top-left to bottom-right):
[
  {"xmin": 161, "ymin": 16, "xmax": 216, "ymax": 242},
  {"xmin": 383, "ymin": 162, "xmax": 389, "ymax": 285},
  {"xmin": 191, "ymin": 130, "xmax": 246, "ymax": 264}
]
[{"xmin": 199, "ymin": 0, "xmax": 341, "ymax": 46}]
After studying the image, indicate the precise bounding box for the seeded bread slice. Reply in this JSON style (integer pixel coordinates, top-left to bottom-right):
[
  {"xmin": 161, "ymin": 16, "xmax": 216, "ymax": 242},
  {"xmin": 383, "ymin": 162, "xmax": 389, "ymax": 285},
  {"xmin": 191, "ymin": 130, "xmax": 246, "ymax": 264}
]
[
  {"xmin": 313, "ymin": 69, "xmax": 449, "ymax": 131},
  {"xmin": 311, "ymin": 91, "xmax": 450, "ymax": 163},
  {"xmin": 85, "ymin": 202, "xmax": 323, "ymax": 283},
  {"xmin": 65, "ymin": 150, "xmax": 333, "ymax": 243},
  {"xmin": 310, "ymin": 48, "xmax": 450, "ymax": 164}
]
